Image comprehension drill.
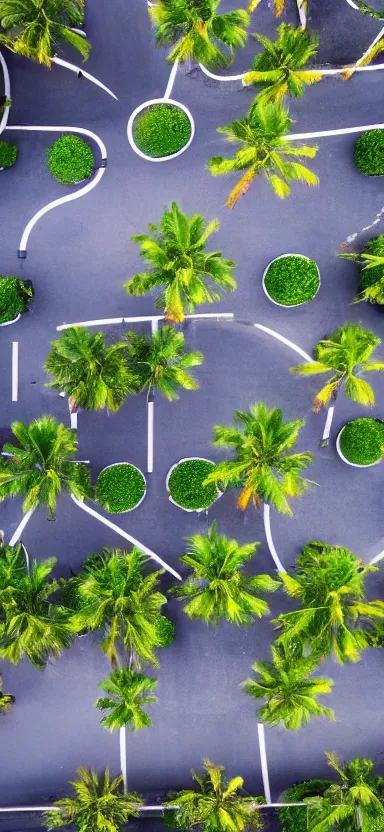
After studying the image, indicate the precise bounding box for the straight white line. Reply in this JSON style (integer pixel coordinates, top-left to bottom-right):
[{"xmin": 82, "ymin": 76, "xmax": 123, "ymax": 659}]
[
  {"xmin": 57, "ymin": 313, "xmax": 234, "ymax": 331},
  {"xmin": 370, "ymin": 548, "xmax": 384, "ymax": 564},
  {"xmin": 164, "ymin": 59, "xmax": 179, "ymax": 100},
  {"xmin": 120, "ymin": 726, "xmax": 127, "ymax": 792},
  {"xmin": 253, "ymin": 324, "xmax": 312, "ymax": 362},
  {"xmin": 199, "ymin": 61, "xmax": 384, "ymax": 83},
  {"xmin": 0, "ymin": 803, "xmax": 308, "ymax": 812},
  {"xmin": 70, "ymin": 411, "xmax": 78, "ymax": 430},
  {"xmin": 147, "ymin": 400, "xmax": 154, "ymax": 473},
  {"xmin": 263, "ymin": 504, "xmax": 286, "ymax": 573},
  {"xmin": 257, "ymin": 723, "xmax": 271, "ymax": 804},
  {"xmin": 286, "ymin": 122, "xmax": 384, "ymax": 141},
  {"xmin": 321, "ymin": 406, "xmax": 335, "ymax": 444},
  {"xmin": 151, "ymin": 319, "xmax": 159, "ymax": 333},
  {"xmin": 8, "ymin": 508, "xmax": 35, "ymax": 547},
  {"xmin": 0, "ymin": 51, "xmax": 11, "ymax": 135},
  {"xmin": 11, "ymin": 342, "xmax": 18, "ymax": 401},
  {"xmin": 51, "ymin": 57, "xmax": 118, "ymax": 100}
]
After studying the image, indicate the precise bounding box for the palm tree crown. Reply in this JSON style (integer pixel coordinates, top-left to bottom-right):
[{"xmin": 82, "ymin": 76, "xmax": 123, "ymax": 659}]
[
  {"xmin": 45, "ymin": 327, "xmax": 135, "ymax": 413},
  {"xmin": 69, "ymin": 547, "xmax": 171, "ymax": 667},
  {"xmin": 124, "ymin": 326, "xmax": 204, "ymax": 401},
  {"xmin": 96, "ymin": 667, "xmax": 157, "ymax": 732},
  {"xmin": 207, "ymin": 101, "xmax": 318, "ymax": 207},
  {"xmin": 0, "ymin": 0, "xmax": 90, "ymax": 67},
  {"xmin": 43, "ymin": 768, "xmax": 142, "ymax": 832},
  {"xmin": 204, "ymin": 402, "xmax": 313, "ymax": 515},
  {"xmin": 124, "ymin": 202, "xmax": 237, "ymax": 322},
  {"xmin": 243, "ymin": 643, "xmax": 335, "ymax": 730},
  {"xmin": 165, "ymin": 759, "xmax": 263, "ymax": 832},
  {"xmin": 290, "ymin": 323, "xmax": 384, "ymax": 411},
  {"xmin": 306, "ymin": 754, "xmax": 384, "ymax": 832},
  {"xmin": 339, "ymin": 236, "xmax": 384, "ymax": 305},
  {"xmin": 170, "ymin": 521, "xmax": 280, "ymax": 624},
  {"xmin": 0, "ymin": 416, "xmax": 92, "ymax": 520},
  {"xmin": 149, "ymin": 0, "xmax": 250, "ymax": 67},
  {"xmin": 273, "ymin": 541, "xmax": 384, "ymax": 664},
  {"xmin": 244, "ymin": 25, "xmax": 321, "ymax": 107}
]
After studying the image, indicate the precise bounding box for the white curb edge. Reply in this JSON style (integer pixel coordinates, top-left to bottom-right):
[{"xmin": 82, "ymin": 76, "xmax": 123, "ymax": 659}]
[
  {"xmin": 166, "ymin": 457, "xmax": 221, "ymax": 513},
  {"xmin": 336, "ymin": 422, "xmax": 383, "ymax": 467},
  {"xmin": 127, "ymin": 97, "xmax": 195, "ymax": 162},
  {"xmin": 96, "ymin": 462, "xmax": 147, "ymax": 513},
  {"xmin": 262, "ymin": 254, "xmax": 320, "ymax": 308}
]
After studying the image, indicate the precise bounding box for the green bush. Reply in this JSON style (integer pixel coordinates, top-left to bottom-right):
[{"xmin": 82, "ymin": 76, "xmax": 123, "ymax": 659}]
[
  {"xmin": 359, "ymin": 235, "xmax": 384, "ymax": 297},
  {"xmin": 339, "ymin": 418, "xmax": 384, "ymax": 466},
  {"xmin": 156, "ymin": 615, "xmax": 176, "ymax": 647},
  {"xmin": 133, "ymin": 104, "xmax": 191, "ymax": 158},
  {"xmin": 355, "ymin": 129, "xmax": 384, "ymax": 175},
  {"xmin": 0, "ymin": 140, "xmax": 18, "ymax": 168},
  {"xmin": 168, "ymin": 459, "xmax": 218, "ymax": 510},
  {"xmin": 96, "ymin": 463, "xmax": 146, "ymax": 513},
  {"xmin": 0, "ymin": 277, "xmax": 34, "ymax": 324},
  {"xmin": 278, "ymin": 779, "xmax": 331, "ymax": 832},
  {"xmin": 47, "ymin": 135, "xmax": 94, "ymax": 185},
  {"xmin": 264, "ymin": 255, "xmax": 320, "ymax": 306}
]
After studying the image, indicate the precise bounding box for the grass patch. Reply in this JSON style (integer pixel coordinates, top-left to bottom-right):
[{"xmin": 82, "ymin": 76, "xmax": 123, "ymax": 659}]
[
  {"xmin": 96, "ymin": 463, "xmax": 146, "ymax": 513},
  {"xmin": 133, "ymin": 104, "xmax": 191, "ymax": 158},
  {"xmin": 168, "ymin": 459, "xmax": 217, "ymax": 510},
  {"xmin": 264, "ymin": 255, "xmax": 319, "ymax": 306},
  {"xmin": 354, "ymin": 129, "xmax": 384, "ymax": 175},
  {"xmin": 339, "ymin": 418, "xmax": 384, "ymax": 466},
  {"xmin": 278, "ymin": 780, "xmax": 331, "ymax": 832},
  {"xmin": 0, "ymin": 140, "xmax": 17, "ymax": 168},
  {"xmin": 0, "ymin": 277, "xmax": 33, "ymax": 324},
  {"xmin": 47, "ymin": 135, "xmax": 94, "ymax": 185}
]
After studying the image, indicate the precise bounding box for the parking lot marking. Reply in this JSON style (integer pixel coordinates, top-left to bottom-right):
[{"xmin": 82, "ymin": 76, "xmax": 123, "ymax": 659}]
[
  {"xmin": 257, "ymin": 724, "xmax": 271, "ymax": 805},
  {"xmin": 12, "ymin": 341, "xmax": 18, "ymax": 401}
]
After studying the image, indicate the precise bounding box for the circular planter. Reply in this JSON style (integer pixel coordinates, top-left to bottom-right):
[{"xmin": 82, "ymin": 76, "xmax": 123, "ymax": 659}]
[
  {"xmin": 96, "ymin": 462, "xmax": 146, "ymax": 513},
  {"xmin": 127, "ymin": 98, "xmax": 195, "ymax": 162},
  {"xmin": 262, "ymin": 254, "xmax": 321, "ymax": 308},
  {"xmin": 0, "ymin": 312, "xmax": 20, "ymax": 327},
  {"xmin": 47, "ymin": 135, "xmax": 94, "ymax": 186},
  {"xmin": 166, "ymin": 457, "xmax": 220, "ymax": 513},
  {"xmin": 354, "ymin": 130, "xmax": 384, "ymax": 176},
  {"xmin": 336, "ymin": 418, "xmax": 384, "ymax": 468}
]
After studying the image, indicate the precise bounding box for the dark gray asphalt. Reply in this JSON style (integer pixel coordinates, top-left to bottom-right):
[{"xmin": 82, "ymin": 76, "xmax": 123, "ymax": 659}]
[{"xmin": 1, "ymin": 0, "xmax": 384, "ymax": 813}]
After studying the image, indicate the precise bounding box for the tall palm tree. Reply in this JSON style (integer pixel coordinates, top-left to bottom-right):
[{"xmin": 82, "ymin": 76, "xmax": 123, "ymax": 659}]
[
  {"xmin": 0, "ymin": 0, "xmax": 90, "ymax": 68},
  {"xmin": 273, "ymin": 541, "xmax": 384, "ymax": 664},
  {"xmin": 43, "ymin": 768, "xmax": 142, "ymax": 832},
  {"xmin": 69, "ymin": 547, "xmax": 172, "ymax": 668},
  {"xmin": 45, "ymin": 328, "xmax": 135, "ymax": 413},
  {"xmin": 243, "ymin": 25, "xmax": 321, "ymax": 107},
  {"xmin": 124, "ymin": 326, "xmax": 204, "ymax": 401},
  {"xmin": 0, "ymin": 675, "xmax": 14, "ymax": 713},
  {"xmin": 243, "ymin": 643, "xmax": 335, "ymax": 730},
  {"xmin": 339, "ymin": 236, "xmax": 384, "ymax": 305},
  {"xmin": 149, "ymin": 0, "xmax": 250, "ymax": 67},
  {"xmin": 0, "ymin": 416, "xmax": 92, "ymax": 520},
  {"xmin": 96, "ymin": 667, "xmax": 157, "ymax": 731},
  {"xmin": 165, "ymin": 759, "xmax": 263, "ymax": 832},
  {"xmin": 170, "ymin": 521, "xmax": 280, "ymax": 624},
  {"xmin": 204, "ymin": 402, "xmax": 313, "ymax": 515},
  {"xmin": 208, "ymin": 102, "xmax": 318, "ymax": 208},
  {"xmin": 306, "ymin": 754, "xmax": 384, "ymax": 832},
  {"xmin": 124, "ymin": 202, "xmax": 237, "ymax": 323}
]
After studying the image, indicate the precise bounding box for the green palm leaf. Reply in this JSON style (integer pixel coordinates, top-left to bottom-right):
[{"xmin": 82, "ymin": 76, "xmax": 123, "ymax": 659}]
[
  {"xmin": 96, "ymin": 667, "xmax": 157, "ymax": 731},
  {"xmin": 123, "ymin": 325, "xmax": 203, "ymax": 401},
  {"xmin": 0, "ymin": 0, "xmax": 90, "ymax": 66}
]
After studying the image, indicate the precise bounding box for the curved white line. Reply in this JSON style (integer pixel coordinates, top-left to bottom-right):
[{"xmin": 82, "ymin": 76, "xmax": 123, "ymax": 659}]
[
  {"xmin": 286, "ymin": 121, "xmax": 384, "ymax": 141},
  {"xmin": 51, "ymin": 57, "xmax": 118, "ymax": 100},
  {"xmin": 263, "ymin": 504, "xmax": 286, "ymax": 572},
  {"xmin": 127, "ymin": 97, "xmax": 195, "ymax": 162},
  {"xmin": 8, "ymin": 507, "xmax": 35, "ymax": 547},
  {"xmin": 5, "ymin": 124, "xmax": 107, "ymax": 256},
  {"xmin": 253, "ymin": 323, "xmax": 312, "ymax": 362},
  {"xmin": 0, "ymin": 51, "xmax": 11, "ymax": 135},
  {"xmin": 199, "ymin": 63, "xmax": 247, "ymax": 82},
  {"xmin": 199, "ymin": 61, "xmax": 384, "ymax": 83}
]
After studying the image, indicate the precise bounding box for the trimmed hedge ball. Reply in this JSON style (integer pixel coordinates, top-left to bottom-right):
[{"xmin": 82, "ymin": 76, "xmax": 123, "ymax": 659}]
[
  {"xmin": 168, "ymin": 459, "xmax": 218, "ymax": 510},
  {"xmin": 354, "ymin": 129, "xmax": 384, "ymax": 176},
  {"xmin": 0, "ymin": 277, "xmax": 33, "ymax": 324},
  {"xmin": 133, "ymin": 103, "xmax": 191, "ymax": 158},
  {"xmin": 0, "ymin": 140, "xmax": 18, "ymax": 169},
  {"xmin": 96, "ymin": 463, "xmax": 146, "ymax": 513},
  {"xmin": 263, "ymin": 255, "xmax": 320, "ymax": 306},
  {"xmin": 47, "ymin": 135, "xmax": 94, "ymax": 185},
  {"xmin": 339, "ymin": 418, "xmax": 384, "ymax": 466}
]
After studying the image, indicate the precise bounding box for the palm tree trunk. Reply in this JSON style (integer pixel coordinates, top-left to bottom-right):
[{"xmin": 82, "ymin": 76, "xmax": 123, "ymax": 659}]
[{"xmin": 263, "ymin": 503, "xmax": 286, "ymax": 573}]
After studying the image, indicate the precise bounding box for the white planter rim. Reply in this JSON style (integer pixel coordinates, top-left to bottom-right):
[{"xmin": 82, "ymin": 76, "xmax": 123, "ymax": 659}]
[
  {"xmin": 127, "ymin": 98, "xmax": 195, "ymax": 163},
  {"xmin": 0, "ymin": 312, "xmax": 21, "ymax": 327},
  {"xmin": 262, "ymin": 253, "xmax": 321, "ymax": 308},
  {"xmin": 166, "ymin": 456, "xmax": 221, "ymax": 513},
  {"xmin": 97, "ymin": 461, "xmax": 147, "ymax": 513},
  {"xmin": 336, "ymin": 423, "xmax": 383, "ymax": 468}
]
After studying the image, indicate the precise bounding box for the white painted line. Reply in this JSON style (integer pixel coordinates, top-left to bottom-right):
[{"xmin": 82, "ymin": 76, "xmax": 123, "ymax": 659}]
[
  {"xmin": 127, "ymin": 96, "xmax": 195, "ymax": 163},
  {"xmin": 199, "ymin": 60, "xmax": 384, "ymax": 83},
  {"xmin": 253, "ymin": 323, "xmax": 312, "ymax": 362},
  {"xmin": 263, "ymin": 504, "xmax": 286, "ymax": 573},
  {"xmin": 321, "ymin": 406, "xmax": 335, "ymax": 443},
  {"xmin": 8, "ymin": 508, "xmax": 35, "ymax": 547},
  {"xmin": 348, "ymin": 27, "xmax": 384, "ymax": 75},
  {"xmin": 11, "ymin": 341, "xmax": 18, "ymax": 402},
  {"xmin": 151, "ymin": 319, "xmax": 159, "ymax": 333},
  {"xmin": 185, "ymin": 312, "xmax": 234, "ymax": 320},
  {"xmin": 21, "ymin": 543, "xmax": 30, "ymax": 574},
  {"xmin": 51, "ymin": 57, "xmax": 118, "ymax": 100},
  {"xmin": 199, "ymin": 63, "xmax": 247, "ymax": 82},
  {"xmin": 71, "ymin": 495, "xmax": 182, "ymax": 579},
  {"xmin": 257, "ymin": 723, "xmax": 271, "ymax": 804},
  {"xmin": 164, "ymin": 59, "xmax": 179, "ymax": 100},
  {"xmin": 297, "ymin": 0, "xmax": 307, "ymax": 29},
  {"xmin": 286, "ymin": 122, "xmax": 384, "ymax": 141},
  {"xmin": 120, "ymin": 726, "xmax": 127, "ymax": 792},
  {"xmin": 0, "ymin": 802, "xmax": 308, "ymax": 812},
  {"xmin": 147, "ymin": 400, "xmax": 154, "ymax": 473},
  {"xmin": 57, "ymin": 317, "xmax": 124, "ymax": 331},
  {"xmin": 0, "ymin": 51, "xmax": 11, "ymax": 135},
  {"xmin": 70, "ymin": 411, "xmax": 78, "ymax": 430},
  {"xmin": 370, "ymin": 549, "xmax": 384, "ymax": 564},
  {"xmin": 57, "ymin": 313, "xmax": 234, "ymax": 331}
]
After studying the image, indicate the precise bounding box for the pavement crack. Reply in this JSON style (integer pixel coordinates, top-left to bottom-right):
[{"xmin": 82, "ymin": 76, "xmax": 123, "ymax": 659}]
[{"xmin": 341, "ymin": 205, "xmax": 384, "ymax": 248}]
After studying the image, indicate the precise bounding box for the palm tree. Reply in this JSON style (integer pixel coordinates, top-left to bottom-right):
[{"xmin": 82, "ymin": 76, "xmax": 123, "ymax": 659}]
[
  {"xmin": 306, "ymin": 754, "xmax": 384, "ymax": 832},
  {"xmin": 69, "ymin": 547, "xmax": 172, "ymax": 667},
  {"xmin": 124, "ymin": 202, "xmax": 237, "ymax": 323},
  {"xmin": 45, "ymin": 328, "xmax": 135, "ymax": 413},
  {"xmin": 290, "ymin": 323, "xmax": 384, "ymax": 444},
  {"xmin": 149, "ymin": 0, "xmax": 250, "ymax": 67},
  {"xmin": 248, "ymin": 0, "xmax": 285, "ymax": 19},
  {"xmin": 243, "ymin": 25, "xmax": 321, "ymax": 107},
  {"xmin": 43, "ymin": 768, "xmax": 142, "ymax": 832},
  {"xmin": 165, "ymin": 759, "xmax": 263, "ymax": 832},
  {"xmin": 170, "ymin": 521, "xmax": 280, "ymax": 624},
  {"xmin": 0, "ymin": 416, "xmax": 92, "ymax": 520},
  {"xmin": 204, "ymin": 402, "xmax": 313, "ymax": 515},
  {"xmin": 96, "ymin": 667, "xmax": 157, "ymax": 731},
  {"xmin": 0, "ymin": 0, "xmax": 90, "ymax": 68},
  {"xmin": 207, "ymin": 101, "xmax": 318, "ymax": 208},
  {"xmin": 339, "ymin": 236, "xmax": 384, "ymax": 305},
  {"xmin": 243, "ymin": 643, "xmax": 335, "ymax": 730},
  {"xmin": 273, "ymin": 541, "xmax": 384, "ymax": 665},
  {"xmin": 124, "ymin": 326, "xmax": 204, "ymax": 401},
  {"xmin": 0, "ymin": 675, "xmax": 14, "ymax": 713}
]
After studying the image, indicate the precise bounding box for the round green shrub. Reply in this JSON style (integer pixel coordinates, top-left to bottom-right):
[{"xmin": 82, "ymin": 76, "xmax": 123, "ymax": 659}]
[
  {"xmin": 359, "ymin": 235, "xmax": 384, "ymax": 293},
  {"xmin": 264, "ymin": 255, "xmax": 320, "ymax": 306},
  {"xmin": 0, "ymin": 277, "xmax": 33, "ymax": 324},
  {"xmin": 168, "ymin": 459, "xmax": 218, "ymax": 510},
  {"xmin": 96, "ymin": 463, "xmax": 146, "ymax": 513},
  {"xmin": 278, "ymin": 780, "xmax": 332, "ymax": 832},
  {"xmin": 339, "ymin": 418, "xmax": 384, "ymax": 466},
  {"xmin": 47, "ymin": 135, "xmax": 94, "ymax": 185},
  {"xmin": 133, "ymin": 104, "xmax": 191, "ymax": 158},
  {"xmin": 0, "ymin": 140, "xmax": 18, "ymax": 168},
  {"xmin": 354, "ymin": 129, "xmax": 384, "ymax": 175}
]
